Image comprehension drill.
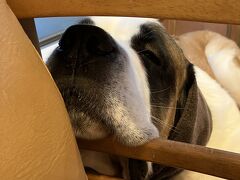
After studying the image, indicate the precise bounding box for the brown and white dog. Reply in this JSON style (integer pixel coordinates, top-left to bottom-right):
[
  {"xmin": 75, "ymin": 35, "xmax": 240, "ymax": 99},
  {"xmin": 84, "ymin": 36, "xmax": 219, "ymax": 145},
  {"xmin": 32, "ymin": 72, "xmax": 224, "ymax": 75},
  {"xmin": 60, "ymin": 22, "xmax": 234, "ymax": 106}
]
[
  {"xmin": 46, "ymin": 17, "xmax": 240, "ymax": 180},
  {"xmin": 177, "ymin": 30, "xmax": 240, "ymax": 107}
]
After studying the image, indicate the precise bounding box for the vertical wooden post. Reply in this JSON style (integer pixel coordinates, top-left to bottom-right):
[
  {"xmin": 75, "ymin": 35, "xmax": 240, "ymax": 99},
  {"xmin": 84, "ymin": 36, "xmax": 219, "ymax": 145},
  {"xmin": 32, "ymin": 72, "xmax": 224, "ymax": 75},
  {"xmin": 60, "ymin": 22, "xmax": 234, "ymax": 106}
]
[{"xmin": 19, "ymin": 18, "xmax": 42, "ymax": 57}]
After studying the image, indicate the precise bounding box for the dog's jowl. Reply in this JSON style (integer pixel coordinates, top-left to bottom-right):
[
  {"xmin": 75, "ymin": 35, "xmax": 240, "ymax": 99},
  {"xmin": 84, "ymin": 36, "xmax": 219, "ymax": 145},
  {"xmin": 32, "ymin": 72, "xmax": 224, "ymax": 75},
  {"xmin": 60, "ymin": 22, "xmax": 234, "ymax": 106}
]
[{"xmin": 47, "ymin": 17, "xmax": 240, "ymax": 180}]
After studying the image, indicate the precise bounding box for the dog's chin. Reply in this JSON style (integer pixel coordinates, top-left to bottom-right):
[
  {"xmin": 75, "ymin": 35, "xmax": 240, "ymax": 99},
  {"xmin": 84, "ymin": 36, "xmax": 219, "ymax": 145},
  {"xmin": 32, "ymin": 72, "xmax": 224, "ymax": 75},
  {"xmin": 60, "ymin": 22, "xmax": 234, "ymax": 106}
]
[
  {"xmin": 74, "ymin": 122, "xmax": 110, "ymax": 140},
  {"xmin": 68, "ymin": 110, "xmax": 110, "ymax": 140},
  {"xmin": 68, "ymin": 109, "xmax": 159, "ymax": 146},
  {"xmin": 60, "ymin": 87, "xmax": 159, "ymax": 146}
]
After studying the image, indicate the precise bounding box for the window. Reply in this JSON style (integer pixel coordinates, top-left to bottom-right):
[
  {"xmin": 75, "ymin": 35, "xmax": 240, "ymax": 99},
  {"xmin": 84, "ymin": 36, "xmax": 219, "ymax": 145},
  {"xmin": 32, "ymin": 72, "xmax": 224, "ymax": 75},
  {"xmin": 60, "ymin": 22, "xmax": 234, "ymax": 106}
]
[{"xmin": 35, "ymin": 17, "xmax": 83, "ymax": 61}]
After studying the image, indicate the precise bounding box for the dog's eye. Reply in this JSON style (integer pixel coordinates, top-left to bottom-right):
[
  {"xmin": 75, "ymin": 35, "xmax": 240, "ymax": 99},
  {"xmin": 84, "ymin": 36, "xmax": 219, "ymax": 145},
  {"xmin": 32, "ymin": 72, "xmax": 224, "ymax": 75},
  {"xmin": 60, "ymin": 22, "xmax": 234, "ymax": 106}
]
[{"xmin": 140, "ymin": 50, "xmax": 161, "ymax": 66}]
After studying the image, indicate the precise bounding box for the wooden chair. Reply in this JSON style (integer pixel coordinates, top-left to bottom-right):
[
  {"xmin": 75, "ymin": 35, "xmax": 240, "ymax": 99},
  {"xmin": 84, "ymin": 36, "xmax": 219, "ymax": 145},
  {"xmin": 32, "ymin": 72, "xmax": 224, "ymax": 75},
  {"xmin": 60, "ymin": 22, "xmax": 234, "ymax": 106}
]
[{"xmin": 3, "ymin": 0, "xmax": 240, "ymax": 179}]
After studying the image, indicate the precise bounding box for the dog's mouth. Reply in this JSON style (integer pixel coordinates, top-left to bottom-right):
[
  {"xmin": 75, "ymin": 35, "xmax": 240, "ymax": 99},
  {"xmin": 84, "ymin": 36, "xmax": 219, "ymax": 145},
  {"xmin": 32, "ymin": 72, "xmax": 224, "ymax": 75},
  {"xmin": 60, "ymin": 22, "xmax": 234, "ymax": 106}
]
[{"xmin": 57, "ymin": 85, "xmax": 159, "ymax": 146}]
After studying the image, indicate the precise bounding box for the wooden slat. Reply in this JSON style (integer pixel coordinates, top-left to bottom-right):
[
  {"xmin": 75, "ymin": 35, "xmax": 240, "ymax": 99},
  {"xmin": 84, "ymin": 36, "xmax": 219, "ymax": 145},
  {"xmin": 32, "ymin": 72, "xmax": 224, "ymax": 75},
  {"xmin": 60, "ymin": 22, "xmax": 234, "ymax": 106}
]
[
  {"xmin": 7, "ymin": 0, "xmax": 240, "ymax": 24},
  {"xmin": 78, "ymin": 138, "xmax": 240, "ymax": 179},
  {"xmin": 19, "ymin": 18, "xmax": 41, "ymax": 56},
  {"xmin": 87, "ymin": 173, "xmax": 124, "ymax": 180}
]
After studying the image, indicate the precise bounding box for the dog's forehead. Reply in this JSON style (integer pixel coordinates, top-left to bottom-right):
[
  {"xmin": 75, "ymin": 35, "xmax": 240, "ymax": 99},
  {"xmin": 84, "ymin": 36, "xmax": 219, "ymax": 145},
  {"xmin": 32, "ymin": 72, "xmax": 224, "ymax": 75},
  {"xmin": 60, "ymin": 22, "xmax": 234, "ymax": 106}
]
[{"xmin": 89, "ymin": 17, "xmax": 160, "ymax": 42}]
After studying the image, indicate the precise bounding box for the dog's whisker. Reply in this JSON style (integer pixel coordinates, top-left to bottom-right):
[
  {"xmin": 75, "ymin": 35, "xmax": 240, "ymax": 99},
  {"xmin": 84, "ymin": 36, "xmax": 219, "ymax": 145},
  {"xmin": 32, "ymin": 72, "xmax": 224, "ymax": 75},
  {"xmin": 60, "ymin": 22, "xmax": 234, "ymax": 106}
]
[
  {"xmin": 151, "ymin": 87, "xmax": 170, "ymax": 94},
  {"xmin": 136, "ymin": 49, "xmax": 151, "ymax": 54},
  {"xmin": 149, "ymin": 87, "xmax": 170, "ymax": 90},
  {"xmin": 151, "ymin": 105, "xmax": 184, "ymax": 110},
  {"xmin": 151, "ymin": 115, "xmax": 179, "ymax": 133},
  {"xmin": 79, "ymin": 59, "xmax": 99, "ymax": 68},
  {"xmin": 151, "ymin": 115, "xmax": 170, "ymax": 126}
]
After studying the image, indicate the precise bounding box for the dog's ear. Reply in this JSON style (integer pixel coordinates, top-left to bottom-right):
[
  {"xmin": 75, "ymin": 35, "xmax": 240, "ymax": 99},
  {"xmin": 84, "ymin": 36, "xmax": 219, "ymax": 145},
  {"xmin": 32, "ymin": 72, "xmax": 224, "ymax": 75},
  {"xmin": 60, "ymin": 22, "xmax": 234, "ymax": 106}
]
[
  {"xmin": 146, "ymin": 64, "xmax": 213, "ymax": 180},
  {"xmin": 169, "ymin": 64, "xmax": 212, "ymax": 145},
  {"xmin": 127, "ymin": 66, "xmax": 213, "ymax": 180}
]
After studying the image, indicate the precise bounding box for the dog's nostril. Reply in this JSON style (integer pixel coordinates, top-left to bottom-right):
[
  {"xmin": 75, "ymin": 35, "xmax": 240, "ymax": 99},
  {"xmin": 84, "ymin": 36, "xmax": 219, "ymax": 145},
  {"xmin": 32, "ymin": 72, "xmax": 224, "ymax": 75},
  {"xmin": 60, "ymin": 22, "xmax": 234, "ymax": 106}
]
[
  {"xmin": 96, "ymin": 41, "xmax": 113, "ymax": 54},
  {"xmin": 87, "ymin": 36, "xmax": 114, "ymax": 56}
]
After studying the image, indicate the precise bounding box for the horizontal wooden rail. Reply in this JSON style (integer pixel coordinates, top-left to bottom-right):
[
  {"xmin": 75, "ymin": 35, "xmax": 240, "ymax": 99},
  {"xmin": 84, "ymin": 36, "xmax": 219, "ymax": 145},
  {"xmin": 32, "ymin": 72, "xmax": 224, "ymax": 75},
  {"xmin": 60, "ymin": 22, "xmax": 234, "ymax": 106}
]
[
  {"xmin": 7, "ymin": 0, "xmax": 240, "ymax": 24},
  {"xmin": 6, "ymin": 0, "xmax": 240, "ymax": 178},
  {"xmin": 78, "ymin": 138, "xmax": 240, "ymax": 179}
]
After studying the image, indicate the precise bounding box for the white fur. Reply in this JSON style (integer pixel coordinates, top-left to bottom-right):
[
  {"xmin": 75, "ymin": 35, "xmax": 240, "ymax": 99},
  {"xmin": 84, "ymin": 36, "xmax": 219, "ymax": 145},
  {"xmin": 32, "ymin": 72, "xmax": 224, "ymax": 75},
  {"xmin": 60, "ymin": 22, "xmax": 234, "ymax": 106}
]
[
  {"xmin": 92, "ymin": 17, "xmax": 159, "ymax": 43},
  {"xmin": 195, "ymin": 67, "xmax": 240, "ymax": 152},
  {"xmin": 146, "ymin": 162, "xmax": 154, "ymax": 179},
  {"xmin": 92, "ymin": 17, "xmax": 159, "ymax": 115},
  {"xmin": 41, "ymin": 42, "xmax": 58, "ymax": 62},
  {"xmin": 92, "ymin": 17, "xmax": 159, "ymax": 145},
  {"xmin": 205, "ymin": 34, "xmax": 240, "ymax": 106}
]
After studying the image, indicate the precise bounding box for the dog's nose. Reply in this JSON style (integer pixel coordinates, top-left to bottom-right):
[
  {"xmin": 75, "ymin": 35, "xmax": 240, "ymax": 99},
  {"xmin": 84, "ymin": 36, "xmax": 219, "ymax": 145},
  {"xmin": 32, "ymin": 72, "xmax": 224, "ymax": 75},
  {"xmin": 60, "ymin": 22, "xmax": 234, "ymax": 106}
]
[{"xmin": 59, "ymin": 24, "xmax": 116, "ymax": 56}]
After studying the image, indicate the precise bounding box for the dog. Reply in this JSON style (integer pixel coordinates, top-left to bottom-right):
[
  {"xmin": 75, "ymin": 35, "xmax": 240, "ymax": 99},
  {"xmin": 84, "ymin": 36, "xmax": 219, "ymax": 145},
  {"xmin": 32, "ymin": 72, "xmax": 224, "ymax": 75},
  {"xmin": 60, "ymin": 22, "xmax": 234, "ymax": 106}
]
[
  {"xmin": 177, "ymin": 30, "xmax": 240, "ymax": 107},
  {"xmin": 46, "ymin": 17, "xmax": 240, "ymax": 179}
]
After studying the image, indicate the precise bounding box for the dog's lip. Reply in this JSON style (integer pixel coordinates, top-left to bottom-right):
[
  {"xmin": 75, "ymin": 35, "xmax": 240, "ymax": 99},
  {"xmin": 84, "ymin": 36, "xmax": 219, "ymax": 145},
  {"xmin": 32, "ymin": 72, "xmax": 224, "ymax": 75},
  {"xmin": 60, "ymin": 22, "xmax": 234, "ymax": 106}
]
[{"xmin": 57, "ymin": 85, "xmax": 159, "ymax": 146}]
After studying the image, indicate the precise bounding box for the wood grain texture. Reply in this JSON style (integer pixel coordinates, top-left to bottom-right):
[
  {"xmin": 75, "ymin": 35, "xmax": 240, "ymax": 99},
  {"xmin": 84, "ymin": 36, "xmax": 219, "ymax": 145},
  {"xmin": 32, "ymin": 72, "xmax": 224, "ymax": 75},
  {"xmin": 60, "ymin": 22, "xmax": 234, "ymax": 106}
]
[
  {"xmin": 87, "ymin": 173, "xmax": 124, "ymax": 180},
  {"xmin": 78, "ymin": 138, "xmax": 240, "ymax": 179},
  {"xmin": 19, "ymin": 18, "xmax": 41, "ymax": 55},
  {"xmin": 6, "ymin": 0, "xmax": 240, "ymax": 24}
]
